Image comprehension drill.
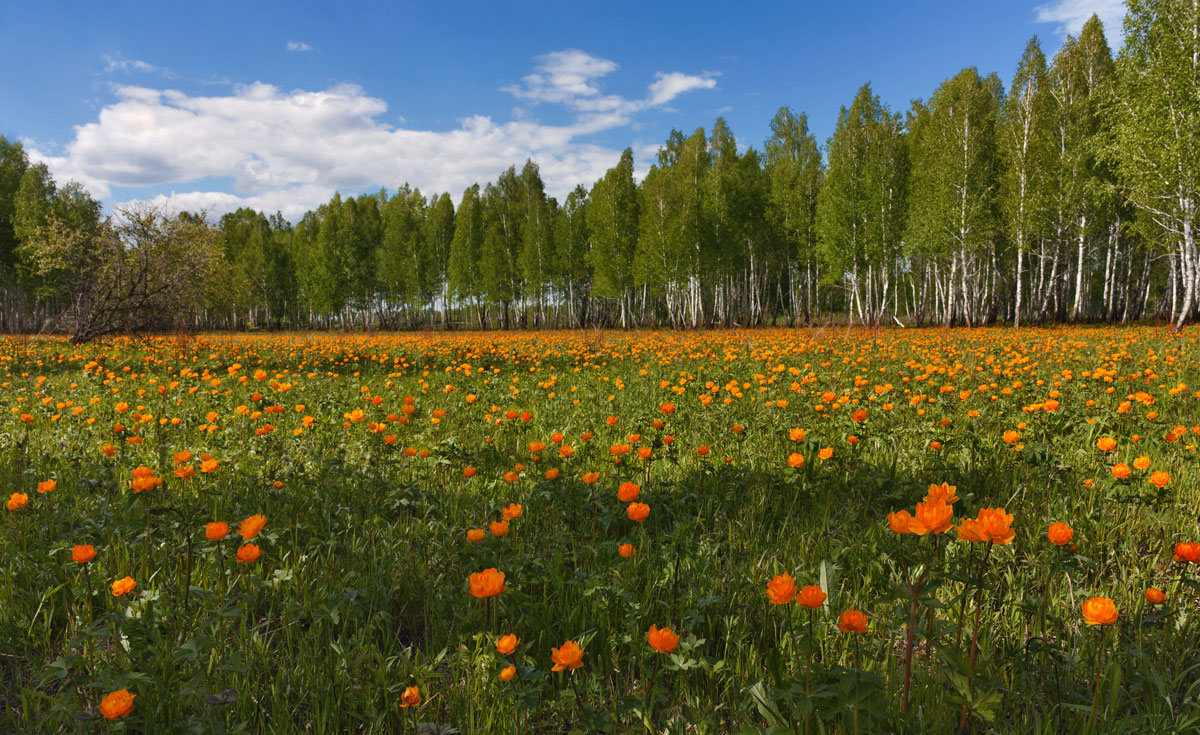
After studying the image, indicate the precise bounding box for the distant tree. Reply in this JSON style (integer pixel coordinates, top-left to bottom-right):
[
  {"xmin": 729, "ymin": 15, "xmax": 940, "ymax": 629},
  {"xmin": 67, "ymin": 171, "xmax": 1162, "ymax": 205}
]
[
  {"xmin": 448, "ymin": 184, "xmax": 484, "ymax": 325},
  {"xmin": 764, "ymin": 107, "xmax": 823, "ymax": 324},
  {"xmin": 588, "ymin": 148, "xmax": 639, "ymax": 326}
]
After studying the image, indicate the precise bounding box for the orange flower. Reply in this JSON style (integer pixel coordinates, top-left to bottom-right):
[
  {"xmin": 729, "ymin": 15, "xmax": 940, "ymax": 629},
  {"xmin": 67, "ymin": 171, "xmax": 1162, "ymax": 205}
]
[
  {"xmin": 956, "ymin": 518, "xmax": 988, "ymax": 543},
  {"xmin": 37, "ymin": 479, "xmax": 56, "ymax": 494},
  {"xmin": 851, "ymin": 408, "xmax": 868, "ymax": 422},
  {"xmin": 236, "ymin": 543, "xmax": 262, "ymax": 563},
  {"xmin": 501, "ymin": 503, "xmax": 523, "ymax": 521},
  {"xmin": 205, "ymin": 522, "xmax": 230, "ymax": 541},
  {"xmin": 499, "ymin": 665, "xmax": 517, "ymax": 681},
  {"xmin": 6, "ymin": 492, "xmax": 29, "ymax": 510},
  {"xmin": 1081, "ymin": 597, "xmax": 1118, "ymax": 625},
  {"xmin": 111, "ymin": 576, "xmax": 136, "ymax": 597},
  {"xmin": 490, "ymin": 520, "xmax": 509, "ymax": 537},
  {"xmin": 1144, "ymin": 587, "xmax": 1166, "ymax": 604},
  {"xmin": 888, "ymin": 510, "xmax": 914, "ymax": 534},
  {"xmin": 818, "ymin": 447, "xmax": 833, "ymax": 461},
  {"xmin": 626, "ymin": 502, "xmax": 650, "ymax": 523},
  {"xmin": 766, "ymin": 573, "xmax": 798, "ymax": 605},
  {"xmin": 1173, "ymin": 542, "xmax": 1200, "ymax": 563},
  {"xmin": 172, "ymin": 450, "xmax": 192, "ymax": 464},
  {"xmin": 1149, "ymin": 470, "xmax": 1170, "ymax": 488},
  {"xmin": 1133, "ymin": 456, "xmax": 1151, "ymax": 471},
  {"xmin": 789, "ymin": 428, "xmax": 807, "ymax": 441},
  {"xmin": 544, "ymin": 468, "xmax": 560, "ymax": 480},
  {"xmin": 924, "ymin": 482, "xmax": 959, "ymax": 505},
  {"xmin": 646, "ymin": 624, "xmax": 680, "ymax": 654},
  {"xmin": 1111, "ymin": 463, "xmax": 1131, "ymax": 479},
  {"xmin": 1047, "ymin": 522, "xmax": 1073, "ymax": 546},
  {"xmin": 1096, "ymin": 437, "xmax": 1117, "ymax": 452},
  {"xmin": 910, "ymin": 500, "xmax": 954, "ymax": 536},
  {"xmin": 238, "ymin": 513, "xmax": 267, "ymax": 539},
  {"xmin": 99, "ymin": 689, "xmax": 136, "ymax": 719},
  {"xmin": 551, "ymin": 640, "xmax": 585, "ymax": 671},
  {"xmin": 660, "ymin": 402, "xmax": 675, "ymax": 414},
  {"xmin": 975, "ymin": 507, "xmax": 1016, "ymax": 544},
  {"xmin": 1002, "ymin": 430, "xmax": 1019, "ymax": 444},
  {"xmin": 174, "ymin": 465, "xmax": 196, "ymax": 479},
  {"xmin": 837, "ymin": 609, "xmax": 869, "ymax": 633},
  {"xmin": 468, "ymin": 568, "xmax": 507, "ymax": 598},
  {"xmin": 796, "ymin": 584, "xmax": 827, "ymax": 609},
  {"xmin": 71, "ymin": 544, "xmax": 97, "ymax": 563},
  {"xmin": 618, "ymin": 543, "xmax": 635, "ymax": 558},
  {"xmin": 496, "ymin": 634, "xmax": 520, "ymax": 655},
  {"xmin": 463, "ymin": 466, "xmax": 477, "ymax": 478},
  {"xmin": 787, "ymin": 452, "xmax": 805, "ymax": 468},
  {"xmin": 399, "ymin": 686, "xmax": 421, "ymax": 708},
  {"xmin": 617, "ymin": 481, "xmax": 641, "ymax": 502},
  {"xmin": 696, "ymin": 445, "xmax": 710, "ymax": 456},
  {"xmin": 581, "ymin": 471, "xmax": 599, "ymax": 484},
  {"xmin": 200, "ymin": 458, "xmax": 219, "ymax": 473}
]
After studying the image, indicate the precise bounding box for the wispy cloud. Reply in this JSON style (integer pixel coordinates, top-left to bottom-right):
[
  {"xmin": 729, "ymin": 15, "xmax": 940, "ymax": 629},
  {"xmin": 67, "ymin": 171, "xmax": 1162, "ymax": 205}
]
[
  {"xmin": 286, "ymin": 40, "xmax": 313, "ymax": 52},
  {"xmin": 102, "ymin": 52, "xmax": 177, "ymax": 79},
  {"xmin": 1033, "ymin": 0, "xmax": 1125, "ymax": 39}
]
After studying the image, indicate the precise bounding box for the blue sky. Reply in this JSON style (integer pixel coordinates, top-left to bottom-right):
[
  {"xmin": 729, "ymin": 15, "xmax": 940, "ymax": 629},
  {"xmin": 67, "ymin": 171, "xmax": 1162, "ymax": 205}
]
[{"xmin": 0, "ymin": 0, "xmax": 1124, "ymax": 219}]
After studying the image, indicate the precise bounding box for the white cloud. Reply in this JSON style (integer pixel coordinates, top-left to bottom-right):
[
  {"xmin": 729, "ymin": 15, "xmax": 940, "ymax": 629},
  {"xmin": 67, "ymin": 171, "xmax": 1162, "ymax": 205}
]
[
  {"xmin": 286, "ymin": 40, "xmax": 313, "ymax": 52},
  {"xmin": 26, "ymin": 51, "xmax": 717, "ymax": 219},
  {"xmin": 1034, "ymin": 0, "xmax": 1125, "ymax": 39},
  {"xmin": 102, "ymin": 53, "xmax": 177, "ymax": 79}
]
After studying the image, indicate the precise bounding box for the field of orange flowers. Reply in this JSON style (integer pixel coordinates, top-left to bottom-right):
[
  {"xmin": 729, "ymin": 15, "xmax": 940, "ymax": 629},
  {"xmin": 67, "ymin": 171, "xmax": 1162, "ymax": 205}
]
[{"xmin": 2, "ymin": 326, "xmax": 1199, "ymax": 733}]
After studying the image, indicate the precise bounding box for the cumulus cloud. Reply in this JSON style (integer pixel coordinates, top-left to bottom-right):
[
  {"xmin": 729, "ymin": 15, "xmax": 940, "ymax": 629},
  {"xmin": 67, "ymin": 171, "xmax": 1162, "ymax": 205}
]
[
  {"xmin": 1033, "ymin": 0, "xmax": 1125, "ymax": 39},
  {"xmin": 286, "ymin": 40, "xmax": 313, "ymax": 52},
  {"xmin": 27, "ymin": 51, "xmax": 716, "ymax": 219}
]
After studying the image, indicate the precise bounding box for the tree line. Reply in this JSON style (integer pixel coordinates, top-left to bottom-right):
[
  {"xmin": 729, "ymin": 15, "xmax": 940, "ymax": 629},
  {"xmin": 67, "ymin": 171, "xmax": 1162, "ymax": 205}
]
[{"xmin": 1, "ymin": 5, "xmax": 1199, "ymax": 336}]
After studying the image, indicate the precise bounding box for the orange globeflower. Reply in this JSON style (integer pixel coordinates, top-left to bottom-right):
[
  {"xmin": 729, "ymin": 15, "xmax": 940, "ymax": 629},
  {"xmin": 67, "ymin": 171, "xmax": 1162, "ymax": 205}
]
[
  {"xmin": 1111, "ymin": 463, "xmax": 1131, "ymax": 479},
  {"xmin": 111, "ymin": 576, "xmax": 136, "ymax": 597},
  {"xmin": 399, "ymin": 686, "xmax": 421, "ymax": 708},
  {"xmin": 796, "ymin": 584, "xmax": 827, "ymax": 609},
  {"xmin": 99, "ymin": 689, "xmax": 136, "ymax": 719},
  {"xmin": 975, "ymin": 508, "xmax": 1016, "ymax": 544},
  {"xmin": 787, "ymin": 452, "xmax": 805, "ymax": 468},
  {"xmin": 1149, "ymin": 471, "xmax": 1170, "ymax": 488},
  {"xmin": 71, "ymin": 544, "xmax": 97, "ymax": 563},
  {"xmin": 626, "ymin": 502, "xmax": 650, "ymax": 523},
  {"xmin": 766, "ymin": 573, "xmax": 798, "ymax": 605},
  {"xmin": 551, "ymin": 640, "xmax": 585, "ymax": 671},
  {"xmin": 1047, "ymin": 522, "xmax": 1073, "ymax": 546},
  {"xmin": 496, "ymin": 634, "xmax": 520, "ymax": 655},
  {"xmin": 204, "ymin": 522, "xmax": 229, "ymax": 541},
  {"xmin": 1133, "ymin": 456, "xmax": 1151, "ymax": 471},
  {"xmin": 660, "ymin": 402, "xmax": 675, "ymax": 415},
  {"xmin": 789, "ymin": 428, "xmax": 807, "ymax": 441},
  {"xmin": 956, "ymin": 518, "xmax": 988, "ymax": 543},
  {"xmin": 1144, "ymin": 587, "xmax": 1166, "ymax": 604},
  {"xmin": 646, "ymin": 624, "xmax": 680, "ymax": 654},
  {"xmin": 37, "ymin": 479, "xmax": 56, "ymax": 494},
  {"xmin": 172, "ymin": 450, "xmax": 192, "ymax": 464},
  {"xmin": 1002, "ymin": 430, "xmax": 1019, "ymax": 444},
  {"xmin": 236, "ymin": 543, "xmax": 262, "ymax": 563},
  {"xmin": 466, "ymin": 528, "xmax": 485, "ymax": 542},
  {"xmin": 501, "ymin": 503, "xmax": 523, "ymax": 521},
  {"xmin": 468, "ymin": 568, "xmax": 507, "ymax": 598},
  {"xmin": 618, "ymin": 543, "xmax": 635, "ymax": 558},
  {"xmin": 837, "ymin": 609, "xmax": 869, "ymax": 633},
  {"xmin": 1096, "ymin": 437, "xmax": 1117, "ymax": 452},
  {"xmin": 544, "ymin": 468, "xmax": 560, "ymax": 480},
  {"xmin": 499, "ymin": 665, "xmax": 517, "ymax": 681},
  {"xmin": 851, "ymin": 408, "xmax": 868, "ymax": 422},
  {"xmin": 617, "ymin": 481, "xmax": 641, "ymax": 502},
  {"xmin": 174, "ymin": 465, "xmax": 197, "ymax": 479},
  {"xmin": 1173, "ymin": 542, "xmax": 1200, "ymax": 563},
  {"xmin": 910, "ymin": 500, "xmax": 954, "ymax": 535},
  {"xmin": 463, "ymin": 466, "xmax": 477, "ymax": 478},
  {"xmin": 1081, "ymin": 597, "xmax": 1119, "ymax": 625},
  {"xmin": 924, "ymin": 482, "xmax": 959, "ymax": 505},
  {"xmin": 6, "ymin": 492, "xmax": 29, "ymax": 511},
  {"xmin": 200, "ymin": 458, "xmax": 219, "ymax": 473},
  {"xmin": 237, "ymin": 513, "xmax": 267, "ymax": 539},
  {"xmin": 490, "ymin": 520, "xmax": 510, "ymax": 537},
  {"xmin": 581, "ymin": 471, "xmax": 599, "ymax": 484},
  {"xmin": 818, "ymin": 447, "xmax": 833, "ymax": 461},
  {"xmin": 888, "ymin": 510, "xmax": 914, "ymax": 534}
]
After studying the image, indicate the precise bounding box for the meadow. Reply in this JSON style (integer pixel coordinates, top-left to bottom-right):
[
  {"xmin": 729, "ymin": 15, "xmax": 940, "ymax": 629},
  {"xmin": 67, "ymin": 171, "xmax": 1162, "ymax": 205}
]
[{"xmin": 1, "ymin": 325, "xmax": 1199, "ymax": 734}]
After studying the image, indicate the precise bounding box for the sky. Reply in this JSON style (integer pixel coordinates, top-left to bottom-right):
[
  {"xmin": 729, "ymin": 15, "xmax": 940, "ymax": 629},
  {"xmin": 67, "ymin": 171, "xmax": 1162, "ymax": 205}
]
[{"xmin": 0, "ymin": 0, "xmax": 1125, "ymax": 220}]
